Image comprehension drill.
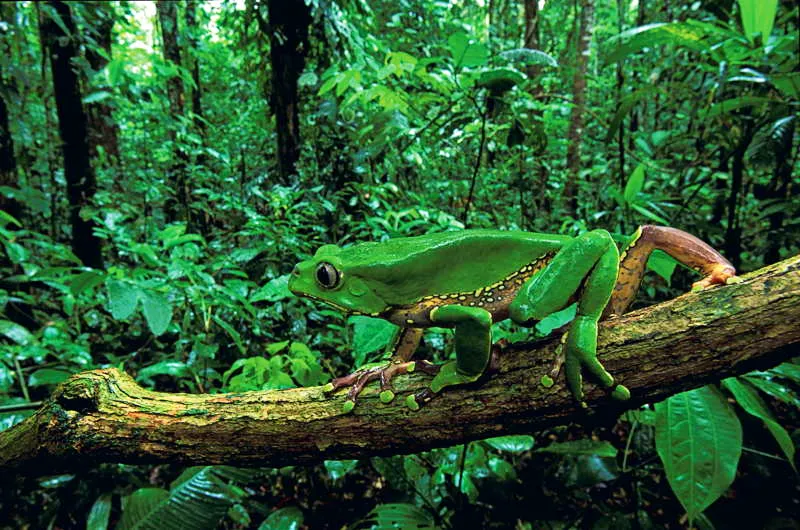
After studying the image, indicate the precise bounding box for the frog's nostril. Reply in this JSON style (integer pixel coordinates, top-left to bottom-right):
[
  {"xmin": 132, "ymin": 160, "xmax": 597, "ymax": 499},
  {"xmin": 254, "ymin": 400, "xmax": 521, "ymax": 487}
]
[{"xmin": 292, "ymin": 266, "xmax": 300, "ymax": 276}]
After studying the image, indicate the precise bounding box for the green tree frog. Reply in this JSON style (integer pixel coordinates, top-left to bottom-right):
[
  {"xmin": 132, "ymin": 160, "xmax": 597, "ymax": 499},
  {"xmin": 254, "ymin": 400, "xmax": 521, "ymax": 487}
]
[{"xmin": 288, "ymin": 226, "xmax": 735, "ymax": 412}]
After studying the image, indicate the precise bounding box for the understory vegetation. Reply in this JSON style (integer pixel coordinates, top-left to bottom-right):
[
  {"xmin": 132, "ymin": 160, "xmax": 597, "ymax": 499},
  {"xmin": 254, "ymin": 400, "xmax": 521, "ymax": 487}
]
[{"xmin": 0, "ymin": 0, "xmax": 798, "ymax": 528}]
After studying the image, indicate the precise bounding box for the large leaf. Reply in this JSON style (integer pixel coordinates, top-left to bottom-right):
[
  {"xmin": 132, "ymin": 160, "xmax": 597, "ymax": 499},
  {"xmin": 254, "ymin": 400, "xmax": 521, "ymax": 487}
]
[
  {"xmin": 484, "ymin": 435, "xmax": 535, "ymax": 453},
  {"xmin": 604, "ymin": 22, "xmax": 713, "ymax": 65},
  {"xmin": 87, "ymin": 493, "xmax": 112, "ymax": 530},
  {"xmin": 476, "ymin": 67, "xmax": 526, "ymax": 92},
  {"xmin": 624, "ymin": 164, "xmax": 646, "ymax": 203},
  {"xmin": 447, "ymin": 32, "xmax": 488, "ymax": 68},
  {"xmin": 358, "ymin": 503, "xmax": 438, "ymax": 530},
  {"xmin": 0, "ymin": 319, "xmax": 34, "ymax": 345},
  {"xmin": 498, "ymin": 48, "xmax": 558, "ymax": 68},
  {"xmin": 107, "ymin": 280, "xmax": 140, "ymax": 320},
  {"xmin": 722, "ymin": 377, "xmax": 795, "ymax": 470},
  {"xmin": 655, "ymin": 385, "xmax": 742, "ymax": 522},
  {"xmin": 737, "ymin": 0, "xmax": 778, "ymax": 44},
  {"xmin": 350, "ymin": 316, "xmax": 397, "ymax": 366},
  {"xmin": 251, "ymin": 275, "xmax": 292, "ymax": 303},
  {"xmin": 117, "ymin": 467, "xmax": 249, "ymax": 530},
  {"xmin": 140, "ymin": 291, "xmax": 173, "ymax": 336}
]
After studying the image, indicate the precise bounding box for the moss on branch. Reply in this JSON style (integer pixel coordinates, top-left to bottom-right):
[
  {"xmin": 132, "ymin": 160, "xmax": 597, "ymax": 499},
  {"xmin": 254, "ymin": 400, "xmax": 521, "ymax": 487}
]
[{"xmin": 2, "ymin": 256, "xmax": 799, "ymax": 473}]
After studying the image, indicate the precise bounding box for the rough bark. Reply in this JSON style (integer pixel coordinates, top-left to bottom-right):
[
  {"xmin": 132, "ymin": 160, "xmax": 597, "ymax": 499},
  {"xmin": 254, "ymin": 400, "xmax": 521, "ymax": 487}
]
[
  {"xmin": 265, "ymin": 0, "xmax": 311, "ymax": 185},
  {"xmin": 184, "ymin": 0, "xmax": 205, "ymax": 143},
  {"xmin": 41, "ymin": 1, "xmax": 104, "ymax": 269},
  {"xmin": 523, "ymin": 0, "xmax": 541, "ymax": 79},
  {"xmin": 564, "ymin": 0, "xmax": 595, "ymax": 217},
  {"xmin": 156, "ymin": 0, "xmax": 190, "ymax": 225},
  {"xmin": 2, "ymin": 256, "xmax": 799, "ymax": 474},
  {"xmin": 0, "ymin": 79, "xmax": 20, "ymax": 221}
]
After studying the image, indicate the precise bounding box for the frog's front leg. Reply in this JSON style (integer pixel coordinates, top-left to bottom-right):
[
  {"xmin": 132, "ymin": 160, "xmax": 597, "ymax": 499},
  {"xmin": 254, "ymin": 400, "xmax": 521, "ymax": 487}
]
[
  {"xmin": 509, "ymin": 229, "xmax": 629, "ymax": 404},
  {"xmin": 324, "ymin": 327, "xmax": 434, "ymax": 412},
  {"xmin": 405, "ymin": 305, "xmax": 492, "ymax": 410}
]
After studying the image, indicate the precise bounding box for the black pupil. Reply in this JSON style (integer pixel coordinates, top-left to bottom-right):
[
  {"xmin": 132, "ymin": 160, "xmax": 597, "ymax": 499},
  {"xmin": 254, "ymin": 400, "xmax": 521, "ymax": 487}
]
[{"xmin": 316, "ymin": 264, "xmax": 336, "ymax": 287}]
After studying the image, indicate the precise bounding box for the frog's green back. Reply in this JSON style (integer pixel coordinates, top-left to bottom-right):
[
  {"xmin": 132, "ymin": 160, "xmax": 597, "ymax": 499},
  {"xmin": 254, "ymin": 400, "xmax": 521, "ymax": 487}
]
[{"xmin": 342, "ymin": 230, "xmax": 568, "ymax": 305}]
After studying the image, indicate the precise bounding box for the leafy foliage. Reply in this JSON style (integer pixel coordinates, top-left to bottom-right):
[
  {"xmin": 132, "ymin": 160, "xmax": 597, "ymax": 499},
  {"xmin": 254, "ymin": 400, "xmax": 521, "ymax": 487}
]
[{"xmin": 0, "ymin": 0, "xmax": 797, "ymax": 528}]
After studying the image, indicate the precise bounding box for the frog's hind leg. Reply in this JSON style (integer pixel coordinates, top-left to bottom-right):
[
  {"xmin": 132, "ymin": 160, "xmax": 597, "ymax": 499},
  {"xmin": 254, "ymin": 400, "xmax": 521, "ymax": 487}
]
[
  {"xmin": 604, "ymin": 225, "xmax": 736, "ymax": 318},
  {"xmin": 509, "ymin": 229, "xmax": 628, "ymax": 402}
]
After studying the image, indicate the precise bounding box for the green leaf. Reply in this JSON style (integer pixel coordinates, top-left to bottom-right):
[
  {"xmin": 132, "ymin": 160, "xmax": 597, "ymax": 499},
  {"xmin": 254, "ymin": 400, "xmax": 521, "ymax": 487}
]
[
  {"xmin": 655, "ymin": 385, "xmax": 743, "ymax": 522},
  {"xmin": 647, "ymin": 250, "xmax": 677, "ymax": 285},
  {"xmin": 360, "ymin": 503, "xmax": 438, "ymax": 530},
  {"xmin": 28, "ymin": 368, "xmax": 72, "ymax": 387},
  {"xmin": 624, "ymin": 164, "xmax": 646, "ymax": 203},
  {"xmin": 141, "ymin": 291, "xmax": 173, "ymax": 336},
  {"xmin": 251, "ymin": 275, "xmax": 292, "ymax": 303},
  {"xmin": 350, "ymin": 316, "xmax": 398, "ymax": 366},
  {"xmin": 705, "ymin": 96, "xmax": 775, "ymax": 119},
  {"xmin": 737, "ymin": 0, "xmax": 778, "ymax": 44},
  {"xmin": 476, "ymin": 67, "xmax": 526, "ymax": 92},
  {"xmin": 722, "ymin": 378, "xmax": 795, "ymax": 470},
  {"xmin": 86, "ymin": 493, "xmax": 112, "ymax": 530},
  {"xmin": 498, "ymin": 48, "xmax": 558, "ymax": 68},
  {"xmin": 324, "ymin": 460, "xmax": 359, "ymax": 481},
  {"xmin": 0, "ymin": 319, "xmax": 34, "ymax": 345},
  {"xmin": 213, "ymin": 316, "xmax": 246, "ymax": 356},
  {"xmin": 259, "ymin": 506, "xmax": 304, "ymax": 530},
  {"xmin": 767, "ymin": 362, "xmax": 800, "ymax": 383},
  {"xmin": 118, "ymin": 468, "xmax": 249, "ymax": 530},
  {"xmin": 0, "ymin": 209, "xmax": 22, "ymax": 227},
  {"xmin": 535, "ymin": 439, "xmax": 618, "ymax": 458},
  {"xmin": 107, "ymin": 280, "xmax": 140, "ymax": 320},
  {"xmin": 484, "ymin": 435, "xmax": 534, "ymax": 453},
  {"xmin": 744, "ymin": 375, "xmax": 800, "ymax": 408},
  {"xmin": 604, "ymin": 22, "xmax": 713, "ymax": 65},
  {"xmin": 136, "ymin": 361, "xmax": 192, "ymax": 383},
  {"xmin": 82, "ymin": 91, "xmax": 112, "ymax": 104},
  {"xmin": 447, "ymin": 32, "xmax": 488, "ymax": 68},
  {"xmin": 71, "ymin": 270, "xmax": 106, "ymax": 296}
]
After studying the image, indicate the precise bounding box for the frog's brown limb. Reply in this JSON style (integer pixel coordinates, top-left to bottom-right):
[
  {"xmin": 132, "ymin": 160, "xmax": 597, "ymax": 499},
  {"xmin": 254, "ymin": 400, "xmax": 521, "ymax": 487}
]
[
  {"xmin": 604, "ymin": 225, "xmax": 736, "ymax": 319},
  {"xmin": 325, "ymin": 328, "xmax": 424, "ymax": 409}
]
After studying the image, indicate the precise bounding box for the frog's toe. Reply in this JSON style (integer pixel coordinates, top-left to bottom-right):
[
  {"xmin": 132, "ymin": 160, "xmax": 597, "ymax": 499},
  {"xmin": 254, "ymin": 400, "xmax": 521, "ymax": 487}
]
[
  {"xmin": 611, "ymin": 384, "xmax": 630, "ymax": 401},
  {"xmin": 405, "ymin": 388, "xmax": 436, "ymax": 411},
  {"xmin": 379, "ymin": 389, "xmax": 395, "ymax": 403},
  {"xmin": 342, "ymin": 400, "xmax": 356, "ymax": 414}
]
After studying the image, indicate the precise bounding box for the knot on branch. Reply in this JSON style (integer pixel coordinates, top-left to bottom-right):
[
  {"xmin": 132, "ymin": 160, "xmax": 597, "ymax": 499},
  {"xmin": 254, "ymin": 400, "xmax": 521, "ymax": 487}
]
[{"xmin": 54, "ymin": 371, "xmax": 110, "ymax": 413}]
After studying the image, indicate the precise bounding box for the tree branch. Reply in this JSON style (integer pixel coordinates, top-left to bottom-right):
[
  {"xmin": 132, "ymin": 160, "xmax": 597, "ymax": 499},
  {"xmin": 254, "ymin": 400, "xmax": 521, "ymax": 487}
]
[{"xmin": 2, "ymin": 256, "xmax": 799, "ymax": 473}]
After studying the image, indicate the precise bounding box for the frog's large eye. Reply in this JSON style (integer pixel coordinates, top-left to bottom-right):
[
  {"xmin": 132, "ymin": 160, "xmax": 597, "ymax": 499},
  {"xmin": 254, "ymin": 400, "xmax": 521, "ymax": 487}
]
[{"xmin": 315, "ymin": 262, "xmax": 340, "ymax": 289}]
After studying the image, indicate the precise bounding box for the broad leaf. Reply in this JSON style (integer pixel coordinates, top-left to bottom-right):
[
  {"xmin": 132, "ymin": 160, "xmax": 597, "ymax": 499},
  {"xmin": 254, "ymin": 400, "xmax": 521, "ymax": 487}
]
[
  {"xmin": 107, "ymin": 280, "xmax": 139, "ymax": 320},
  {"xmin": 359, "ymin": 503, "xmax": 438, "ymax": 530},
  {"xmin": 350, "ymin": 316, "xmax": 397, "ymax": 366},
  {"xmin": 624, "ymin": 164, "xmax": 646, "ymax": 203},
  {"xmin": 0, "ymin": 319, "xmax": 34, "ymax": 346},
  {"xmin": 484, "ymin": 435, "xmax": 535, "ymax": 453},
  {"xmin": 140, "ymin": 291, "xmax": 173, "ymax": 336},
  {"xmin": 259, "ymin": 507, "xmax": 304, "ymax": 530},
  {"xmin": 87, "ymin": 493, "xmax": 112, "ymax": 530},
  {"xmin": 447, "ymin": 32, "xmax": 488, "ymax": 68},
  {"xmin": 737, "ymin": 0, "xmax": 778, "ymax": 44},
  {"xmin": 722, "ymin": 377, "xmax": 795, "ymax": 470},
  {"xmin": 498, "ymin": 48, "xmax": 558, "ymax": 68},
  {"xmin": 655, "ymin": 385, "xmax": 742, "ymax": 522}
]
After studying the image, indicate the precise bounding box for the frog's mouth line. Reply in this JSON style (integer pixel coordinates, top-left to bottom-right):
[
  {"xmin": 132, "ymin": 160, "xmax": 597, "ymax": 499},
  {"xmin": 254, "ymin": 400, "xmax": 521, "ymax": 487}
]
[{"xmin": 290, "ymin": 291, "xmax": 376, "ymax": 317}]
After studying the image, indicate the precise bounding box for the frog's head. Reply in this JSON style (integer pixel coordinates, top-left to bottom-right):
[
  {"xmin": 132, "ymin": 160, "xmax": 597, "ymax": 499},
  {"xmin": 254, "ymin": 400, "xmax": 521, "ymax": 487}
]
[{"xmin": 288, "ymin": 244, "xmax": 389, "ymax": 316}]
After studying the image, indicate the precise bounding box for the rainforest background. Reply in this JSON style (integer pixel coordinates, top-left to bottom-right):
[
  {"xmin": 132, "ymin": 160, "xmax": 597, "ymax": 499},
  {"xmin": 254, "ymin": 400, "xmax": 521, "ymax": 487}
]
[{"xmin": 0, "ymin": 0, "xmax": 798, "ymax": 528}]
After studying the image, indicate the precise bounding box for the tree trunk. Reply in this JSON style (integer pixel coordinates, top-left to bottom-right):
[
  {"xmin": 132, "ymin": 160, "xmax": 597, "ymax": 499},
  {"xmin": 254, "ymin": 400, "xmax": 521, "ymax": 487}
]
[
  {"xmin": 0, "ymin": 80, "xmax": 21, "ymax": 222},
  {"xmin": 563, "ymin": 0, "xmax": 595, "ymax": 218},
  {"xmin": 523, "ymin": 0, "xmax": 541, "ymax": 80},
  {"xmin": 266, "ymin": 0, "xmax": 311, "ymax": 185},
  {"xmin": 83, "ymin": 2, "xmax": 120, "ymax": 166},
  {"xmin": 184, "ymin": 0, "xmax": 206, "ymax": 144},
  {"xmin": 156, "ymin": 0, "xmax": 190, "ymax": 225},
  {"xmin": 41, "ymin": 1, "xmax": 104, "ymax": 269},
  {"xmin": 2, "ymin": 255, "xmax": 798, "ymax": 473}
]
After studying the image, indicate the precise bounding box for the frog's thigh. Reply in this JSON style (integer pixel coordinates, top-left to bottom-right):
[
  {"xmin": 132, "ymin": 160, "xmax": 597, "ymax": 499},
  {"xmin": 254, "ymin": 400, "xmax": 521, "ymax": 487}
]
[
  {"xmin": 509, "ymin": 229, "xmax": 617, "ymax": 323},
  {"xmin": 604, "ymin": 225, "xmax": 736, "ymax": 318},
  {"xmin": 428, "ymin": 305, "xmax": 492, "ymax": 393}
]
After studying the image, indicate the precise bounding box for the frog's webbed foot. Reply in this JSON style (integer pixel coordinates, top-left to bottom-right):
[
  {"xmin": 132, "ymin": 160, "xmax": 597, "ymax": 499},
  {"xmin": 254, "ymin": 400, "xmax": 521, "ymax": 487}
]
[
  {"xmin": 691, "ymin": 263, "xmax": 737, "ymax": 291},
  {"xmin": 324, "ymin": 360, "xmax": 439, "ymax": 413}
]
